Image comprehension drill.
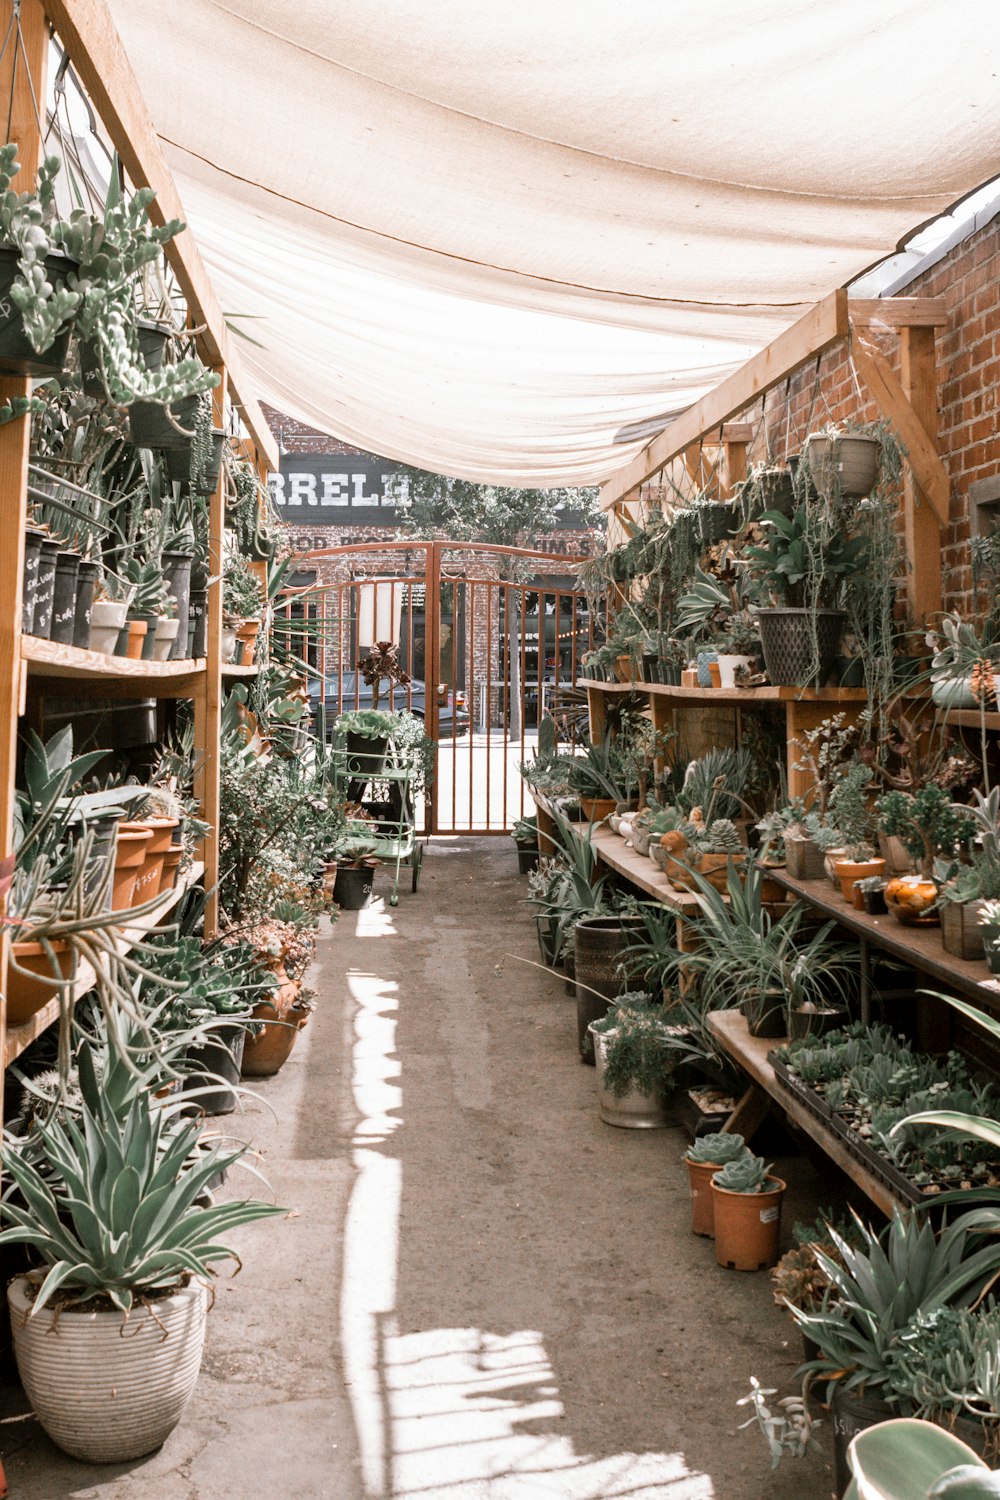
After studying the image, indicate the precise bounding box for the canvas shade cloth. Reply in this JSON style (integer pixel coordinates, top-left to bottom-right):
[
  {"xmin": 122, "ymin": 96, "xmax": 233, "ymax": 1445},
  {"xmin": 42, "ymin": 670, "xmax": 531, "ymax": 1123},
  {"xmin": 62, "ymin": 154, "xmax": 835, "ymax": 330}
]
[{"xmin": 107, "ymin": 0, "xmax": 1000, "ymax": 485}]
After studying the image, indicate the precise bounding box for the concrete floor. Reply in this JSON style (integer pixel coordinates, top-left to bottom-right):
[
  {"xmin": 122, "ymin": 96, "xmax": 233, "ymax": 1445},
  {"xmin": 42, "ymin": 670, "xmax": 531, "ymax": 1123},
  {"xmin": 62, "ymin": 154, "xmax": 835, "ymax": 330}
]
[{"xmin": 0, "ymin": 838, "xmax": 846, "ymax": 1499}]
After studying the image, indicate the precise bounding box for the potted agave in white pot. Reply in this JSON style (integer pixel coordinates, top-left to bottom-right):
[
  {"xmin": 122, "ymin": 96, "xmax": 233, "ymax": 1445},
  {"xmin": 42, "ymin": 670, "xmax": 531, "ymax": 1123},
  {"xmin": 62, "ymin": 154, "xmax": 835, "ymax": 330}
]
[{"xmin": 0, "ymin": 1044, "xmax": 283, "ymax": 1464}]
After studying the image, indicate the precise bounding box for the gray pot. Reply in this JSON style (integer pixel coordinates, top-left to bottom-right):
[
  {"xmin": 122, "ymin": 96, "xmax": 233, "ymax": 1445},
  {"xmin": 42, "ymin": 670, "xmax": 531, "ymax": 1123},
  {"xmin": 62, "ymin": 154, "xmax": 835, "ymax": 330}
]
[
  {"xmin": 590, "ymin": 1025, "xmax": 671, "ymax": 1128},
  {"xmin": 573, "ymin": 914, "xmax": 645, "ymax": 1063},
  {"xmin": 784, "ymin": 834, "xmax": 827, "ymax": 883},
  {"xmin": 162, "ymin": 551, "xmax": 194, "ymax": 660},
  {"xmin": 184, "ymin": 1022, "xmax": 249, "ymax": 1115}
]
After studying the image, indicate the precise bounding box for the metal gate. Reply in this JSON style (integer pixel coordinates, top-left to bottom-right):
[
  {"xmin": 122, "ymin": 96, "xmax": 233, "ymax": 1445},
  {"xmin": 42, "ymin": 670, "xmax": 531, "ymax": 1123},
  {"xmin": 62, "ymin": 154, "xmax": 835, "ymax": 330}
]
[{"xmin": 275, "ymin": 541, "xmax": 595, "ymax": 834}]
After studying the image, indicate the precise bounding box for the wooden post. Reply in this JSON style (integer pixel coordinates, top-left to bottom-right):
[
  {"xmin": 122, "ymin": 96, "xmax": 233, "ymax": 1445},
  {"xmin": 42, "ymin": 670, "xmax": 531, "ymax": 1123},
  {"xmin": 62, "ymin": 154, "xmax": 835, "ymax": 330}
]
[
  {"xmin": 425, "ymin": 541, "xmax": 441, "ymax": 835},
  {"xmin": 0, "ymin": 0, "xmax": 49, "ymax": 1088},
  {"xmin": 194, "ymin": 367, "xmax": 227, "ymax": 937},
  {"xmin": 899, "ymin": 326, "xmax": 943, "ymax": 622}
]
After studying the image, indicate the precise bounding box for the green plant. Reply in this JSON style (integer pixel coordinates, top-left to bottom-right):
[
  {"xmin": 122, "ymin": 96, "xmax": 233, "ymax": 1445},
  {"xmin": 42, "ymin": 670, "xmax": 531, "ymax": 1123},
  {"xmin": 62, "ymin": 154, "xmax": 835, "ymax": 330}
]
[
  {"xmin": 878, "ymin": 787, "xmax": 976, "ymax": 877},
  {"xmin": 121, "ymin": 554, "xmax": 171, "ymax": 617},
  {"xmin": 744, "ymin": 505, "xmax": 869, "ymax": 610},
  {"xmin": 736, "ymin": 1376, "xmax": 819, "ymax": 1468},
  {"xmin": 882, "ymin": 1303, "xmax": 1000, "ymax": 1433},
  {"xmin": 686, "ymin": 816, "xmax": 742, "ymax": 854},
  {"xmin": 677, "ymin": 746, "xmax": 754, "ymax": 821},
  {"xmin": 334, "ymin": 708, "xmax": 396, "ymax": 740},
  {"xmin": 0, "ymin": 1042, "xmax": 283, "ymax": 1314},
  {"xmin": 713, "ymin": 1153, "xmax": 772, "ymax": 1192},
  {"xmin": 842, "ymin": 1417, "xmax": 998, "ymax": 1499},
  {"xmin": 591, "ymin": 1000, "xmax": 684, "ymax": 1097},
  {"xmin": 223, "ymin": 553, "xmax": 264, "ymax": 622},
  {"xmin": 684, "ymin": 1131, "xmax": 747, "ymax": 1165}
]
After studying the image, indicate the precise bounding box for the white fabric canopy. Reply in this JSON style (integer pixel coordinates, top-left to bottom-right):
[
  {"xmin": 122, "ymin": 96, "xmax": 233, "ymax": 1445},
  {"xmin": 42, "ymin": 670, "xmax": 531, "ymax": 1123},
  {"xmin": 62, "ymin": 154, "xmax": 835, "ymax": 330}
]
[{"xmin": 107, "ymin": 0, "xmax": 1000, "ymax": 485}]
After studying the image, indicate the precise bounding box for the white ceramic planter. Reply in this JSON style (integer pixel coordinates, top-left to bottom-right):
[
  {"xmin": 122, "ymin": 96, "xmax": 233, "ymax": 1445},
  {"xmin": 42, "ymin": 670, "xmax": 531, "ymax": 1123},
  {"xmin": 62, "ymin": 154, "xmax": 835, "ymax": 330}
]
[
  {"xmin": 715, "ymin": 653, "xmax": 754, "ymax": 689},
  {"xmin": 8, "ymin": 1275, "xmax": 207, "ymax": 1462},
  {"xmin": 87, "ymin": 599, "xmax": 128, "ymax": 655},
  {"xmin": 221, "ymin": 624, "xmax": 239, "ymax": 663},
  {"xmin": 151, "ymin": 615, "xmax": 181, "ymax": 661}
]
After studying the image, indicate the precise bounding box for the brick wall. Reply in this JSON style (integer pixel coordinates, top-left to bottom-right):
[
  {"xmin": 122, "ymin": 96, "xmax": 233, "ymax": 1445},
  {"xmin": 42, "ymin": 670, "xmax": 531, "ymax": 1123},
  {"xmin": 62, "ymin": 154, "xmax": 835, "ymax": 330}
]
[{"xmin": 732, "ymin": 210, "xmax": 1000, "ymax": 618}]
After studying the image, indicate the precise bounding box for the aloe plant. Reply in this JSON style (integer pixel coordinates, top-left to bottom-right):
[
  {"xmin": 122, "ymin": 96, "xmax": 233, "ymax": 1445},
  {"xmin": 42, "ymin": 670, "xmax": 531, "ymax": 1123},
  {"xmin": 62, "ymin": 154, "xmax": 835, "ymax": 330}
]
[
  {"xmin": 0, "ymin": 1042, "xmax": 283, "ymax": 1314},
  {"xmin": 843, "ymin": 1418, "xmax": 997, "ymax": 1499}
]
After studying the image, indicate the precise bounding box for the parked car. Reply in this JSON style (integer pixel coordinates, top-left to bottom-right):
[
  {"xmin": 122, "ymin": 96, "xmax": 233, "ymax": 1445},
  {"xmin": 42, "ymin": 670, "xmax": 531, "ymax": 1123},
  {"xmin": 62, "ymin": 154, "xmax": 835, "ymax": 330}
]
[{"xmin": 309, "ymin": 672, "xmax": 470, "ymax": 736}]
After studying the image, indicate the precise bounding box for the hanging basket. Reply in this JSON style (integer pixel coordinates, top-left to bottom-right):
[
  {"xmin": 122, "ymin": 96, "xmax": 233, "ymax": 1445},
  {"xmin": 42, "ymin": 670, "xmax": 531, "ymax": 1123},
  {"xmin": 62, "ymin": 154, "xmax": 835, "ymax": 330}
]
[
  {"xmin": 804, "ymin": 432, "xmax": 881, "ymax": 500},
  {"xmin": 165, "ymin": 429, "xmax": 225, "ymax": 494},
  {"xmin": 128, "ymin": 394, "xmax": 200, "ymax": 451},
  {"xmin": 757, "ymin": 608, "xmax": 845, "ymax": 687},
  {"xmin": 0, "ymin": 246, "xmax": 76, "ymax": 376}
]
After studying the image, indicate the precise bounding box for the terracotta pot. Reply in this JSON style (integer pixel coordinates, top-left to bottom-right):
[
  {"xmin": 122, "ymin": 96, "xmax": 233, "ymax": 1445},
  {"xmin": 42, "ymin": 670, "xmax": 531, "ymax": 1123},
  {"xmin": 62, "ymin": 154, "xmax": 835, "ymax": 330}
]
[
  {"xmin": 665, "ymin": 850, "xmax": 745, "ymax": 892},
  {"xmin": 686, "ymin": 1157, "xmax": 721, "ymax": 1238},
  {"xmin": 885, "ymin": 875, "xmax": 939, "ymax": 926},
  {"xmin": 119, "ymin": 818, "xmax": 177, "ymax": 908},
  {"xmin": 124, "ymin": 619, "xmax": 147, "ymax": 659},
  {"xmin": 158, "ymin": 845, "xmax": 184, "ymax": 896},
  {"xmin": 613, "ymin": 654, "xmax": 633, "ymax": 684},
  {"xmin": 240, "ymin": 989, "xmax": 310, "ymax": 1078},
  {"xmin": 832, "ymin": 857, "xmax": 885, "ymax": 904},
  {"xmin": 712, "ymin": 1174, "xmax": 787, "ymax": 1271},
  {"xmin": 577, "ymin": 796, "xmax": 616, "ymax": 823},
  {"xmin": 111, "ymin": 828, "xmax": 153, "ymax": 910},
  {"xmin": 6, "ymin": 940, "xmax": 74, "ymax": 1026},
  {"xmin": 236, "ymin": 617, "xmax": 261, "ymax": 665}
]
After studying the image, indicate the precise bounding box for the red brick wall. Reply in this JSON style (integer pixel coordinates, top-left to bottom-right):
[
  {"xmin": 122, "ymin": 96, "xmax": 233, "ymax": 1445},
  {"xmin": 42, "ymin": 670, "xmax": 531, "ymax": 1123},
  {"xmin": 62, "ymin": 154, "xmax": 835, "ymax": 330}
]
[{"xmin": 736, "ymin": 211, "xmax": 1000, "ymax": 618}]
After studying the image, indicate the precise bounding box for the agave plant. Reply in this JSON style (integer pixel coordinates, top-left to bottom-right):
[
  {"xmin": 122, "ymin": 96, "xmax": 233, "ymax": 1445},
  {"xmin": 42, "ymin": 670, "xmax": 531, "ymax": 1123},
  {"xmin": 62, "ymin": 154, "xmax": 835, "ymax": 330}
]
[{"xmin": 0, "ymin": 1042, "xmax": 284, "ymax": 1314}]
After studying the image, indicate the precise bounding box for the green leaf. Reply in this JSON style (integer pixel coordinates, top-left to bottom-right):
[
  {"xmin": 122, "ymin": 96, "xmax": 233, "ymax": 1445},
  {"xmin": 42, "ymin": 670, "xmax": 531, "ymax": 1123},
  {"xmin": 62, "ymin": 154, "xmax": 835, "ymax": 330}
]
[{"xmin": 849, "ymin": 1418, "xmax": 988, "ymax": 1498}]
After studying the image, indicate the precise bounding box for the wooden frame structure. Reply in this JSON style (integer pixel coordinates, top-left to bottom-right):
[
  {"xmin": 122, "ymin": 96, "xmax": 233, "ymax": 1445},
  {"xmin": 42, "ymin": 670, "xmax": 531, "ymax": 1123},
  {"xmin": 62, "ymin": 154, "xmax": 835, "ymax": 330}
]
[
  {"xmin": 600, "ymin": 287, "xmax": 950, "ymax": 622},
  {"xmin": 0, "ymin": 0, "xmax": 275, "ymax": 1077}
]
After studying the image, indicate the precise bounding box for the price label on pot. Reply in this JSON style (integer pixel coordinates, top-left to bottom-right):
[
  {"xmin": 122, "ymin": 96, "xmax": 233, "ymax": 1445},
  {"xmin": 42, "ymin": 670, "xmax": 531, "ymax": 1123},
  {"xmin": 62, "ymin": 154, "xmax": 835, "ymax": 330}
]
[{"xmin": 759, "ymin": 1207, "xmax": 779, "ymax": 1224}]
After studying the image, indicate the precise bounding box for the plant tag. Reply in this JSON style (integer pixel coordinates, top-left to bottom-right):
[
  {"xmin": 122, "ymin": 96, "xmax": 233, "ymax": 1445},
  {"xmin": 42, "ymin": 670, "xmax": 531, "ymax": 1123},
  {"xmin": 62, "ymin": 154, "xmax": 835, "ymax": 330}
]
[{"xmin": 759, "ymin": 1207, "xmax": 779, "ymax": 1224}]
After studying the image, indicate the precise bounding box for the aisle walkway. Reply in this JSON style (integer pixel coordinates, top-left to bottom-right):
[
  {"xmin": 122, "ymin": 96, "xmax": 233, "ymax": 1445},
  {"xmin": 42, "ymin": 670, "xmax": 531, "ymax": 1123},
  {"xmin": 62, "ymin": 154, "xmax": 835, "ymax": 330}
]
[{"xmin": 0, "ymin": 840, "xmax": 837, "ymax": 1500}]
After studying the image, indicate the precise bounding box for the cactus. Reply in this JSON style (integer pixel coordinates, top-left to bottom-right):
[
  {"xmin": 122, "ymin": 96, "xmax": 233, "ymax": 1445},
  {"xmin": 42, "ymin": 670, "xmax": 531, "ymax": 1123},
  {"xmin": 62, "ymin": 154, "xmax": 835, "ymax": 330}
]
[
  {"xmin": 685, "ymin": 1131, "xmax": 747, "ymax": 1165},
  {"xmin": 713, "ymin": 1153, "xmax": 772, "ymax": 1193}
]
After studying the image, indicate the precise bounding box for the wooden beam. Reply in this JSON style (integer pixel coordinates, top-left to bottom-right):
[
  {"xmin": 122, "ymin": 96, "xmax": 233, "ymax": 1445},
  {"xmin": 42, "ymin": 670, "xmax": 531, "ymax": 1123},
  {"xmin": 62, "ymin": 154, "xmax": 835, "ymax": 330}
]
[
  {"xmin": 721, "ymin": 437, "xmax": 749, "ymax": 498},
  {"xmin": 849, "ymin": 298, "xmax": 949, "ymax": 329},
  {"xmin": 850, "ymin": 331, "xmax": 950, "ymax": 528},
  {"xmin": 194, "ymin": 367, "xmax": 228, "ymax": 937},
  {"xmin": 600, "ymin": 290, "xmax": 849, "ymax": 510},
  {"xmin": 43, "ymin": 0, "xmax": 278, "ymax": 473},
  {"xmin": 900, "ymin": 325, "xmax": 944, "ymax": 622}
]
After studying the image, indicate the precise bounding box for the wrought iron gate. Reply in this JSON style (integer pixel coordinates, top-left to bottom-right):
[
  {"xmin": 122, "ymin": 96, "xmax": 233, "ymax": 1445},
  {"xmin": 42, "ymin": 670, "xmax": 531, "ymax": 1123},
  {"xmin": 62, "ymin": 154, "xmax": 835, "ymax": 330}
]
[{"xmin": 275, "ymin": 541, "xmax": 595, "ymax": 835}]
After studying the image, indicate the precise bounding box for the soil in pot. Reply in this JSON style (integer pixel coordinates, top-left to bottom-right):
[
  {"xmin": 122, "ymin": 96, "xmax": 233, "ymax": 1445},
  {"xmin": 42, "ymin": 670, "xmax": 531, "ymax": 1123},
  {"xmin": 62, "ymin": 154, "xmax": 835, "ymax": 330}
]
[{"xmin": 711, "ymin": 1174, "xmax": 786, "ymax": 1271}]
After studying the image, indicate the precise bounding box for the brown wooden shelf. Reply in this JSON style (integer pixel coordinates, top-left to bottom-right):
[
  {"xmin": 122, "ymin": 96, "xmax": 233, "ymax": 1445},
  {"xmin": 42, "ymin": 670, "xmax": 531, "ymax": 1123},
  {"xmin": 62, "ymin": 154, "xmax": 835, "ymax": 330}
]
[
  {"xmin": 942, "ymin": 709, "xmax": 1000, "ymax": 731},
  {"xmin": 588, "ymin": 825, "xmax": 702, "ymax": 910},
  {"xmin": 22, "ymin": 637, "xmax": 206, "ymax": 698},
  {"xmin": 221, "ymin": 662, "xmax": 259, "ymax": 679},
  {"xmin": 707, "ymin": 1010, "xmax": 904, "ymax": 1218},
  {"xmin": 576, "ymin": 677, "xmax": 870, "ymax": 704},
  {"xmin": 767, "ymin": 868, "xmax": 1000, "ymax": 1009},
  {"xmin": 4, "ymin": 861, "xmax": 205, "ymax": 1067}
]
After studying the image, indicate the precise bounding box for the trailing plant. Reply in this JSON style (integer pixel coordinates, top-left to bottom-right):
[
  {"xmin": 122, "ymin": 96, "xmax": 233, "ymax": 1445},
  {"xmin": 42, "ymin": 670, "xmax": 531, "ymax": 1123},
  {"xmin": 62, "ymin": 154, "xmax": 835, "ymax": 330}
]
[
  {"xmin": 591, "ymin": 999, "xmax": 684, "ymax": 1097},
  {"xmin": 736, "ymin": 1376, "xmax": 819, "ymax": 1469}
]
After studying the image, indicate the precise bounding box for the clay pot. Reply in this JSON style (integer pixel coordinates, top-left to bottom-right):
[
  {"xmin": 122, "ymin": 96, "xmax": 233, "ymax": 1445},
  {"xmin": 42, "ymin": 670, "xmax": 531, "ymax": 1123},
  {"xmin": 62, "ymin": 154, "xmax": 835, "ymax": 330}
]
[
  {"xmin": 158, "ymin": 845, "xmax": 184, "ymax": 896},
  {"xmin": 119, "ymin": 818, "xmax": 177, "ymax": 908},
  {"xmin": 235, "ymin": 616, "xmax": 261, "ymax": 665},
  {"xmin": 6, "ymin": 940, "xmax": 74, "ymax": 1025},
  {"xmin": 111, "ymin": 828, "xmax": 153, "ymax": 910},
  {"xmin": 577, "ymin": 796, "xmax": 616, "ymax": 823},
  {"xmin": 686, "ymin": 1157, "xmax": 721, "ymax": 1238},
  {"xmin": 885, "ymin": 875, "xmax": 940, "ymax": 926},
  {"xmin": 711, "ymin": 1175, "xmax": 787, "ymax": 1271},
  {"xmin": 240, "ymin": 985, "xmax": 311, "ymax": 1078},
  {"xmin": 832, "ymin": 857, "xmax": 885, "ymax": 904}
]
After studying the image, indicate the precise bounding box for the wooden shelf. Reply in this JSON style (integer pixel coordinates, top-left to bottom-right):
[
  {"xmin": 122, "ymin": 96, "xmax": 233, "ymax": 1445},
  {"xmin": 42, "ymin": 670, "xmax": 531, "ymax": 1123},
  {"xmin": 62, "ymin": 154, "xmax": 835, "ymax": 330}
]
[
  {"xmin": 588, "ymin": 826, "xmax": 701, "ymax": 910},
  {"xmin": 4, "ymin": 861, "xmax": 205, "ymax": 1067},
  {"xmin": 707, "ymin": 1010, "xmax": 904, "ymax": 1218},
  {"xmin": 221, "ymin": 663, "xmax": 259, "ymax": 679},
  {"xmin": 576, "ymin": 677, "xmax": 870, "ymax": 704},
  {"xmin": 767, "ymin": 868, "xmax": 1000, "ymax": 1010},
  {"xmin": 22, "ymin": 637, "xmax": 207, "ymax": 698},
  {"xmin": 942, "ymin": 709, "xmax": 1000, "ymax": 732}
]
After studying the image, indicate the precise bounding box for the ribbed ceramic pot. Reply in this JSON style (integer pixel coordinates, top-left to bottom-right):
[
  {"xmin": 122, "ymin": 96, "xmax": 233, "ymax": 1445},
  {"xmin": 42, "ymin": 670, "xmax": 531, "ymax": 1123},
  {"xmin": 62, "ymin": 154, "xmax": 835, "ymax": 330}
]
[{"xmin": 8, "ymin": 1275, "xmax": 207, "ymax": 1462}]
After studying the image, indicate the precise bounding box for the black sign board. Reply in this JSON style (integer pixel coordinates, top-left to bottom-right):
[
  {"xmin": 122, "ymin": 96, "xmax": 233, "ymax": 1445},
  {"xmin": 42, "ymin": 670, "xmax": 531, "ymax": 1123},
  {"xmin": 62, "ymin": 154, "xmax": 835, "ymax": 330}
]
[{"xmin": 269, "ymin": 455, "xmax": 402, "ymax": 526}]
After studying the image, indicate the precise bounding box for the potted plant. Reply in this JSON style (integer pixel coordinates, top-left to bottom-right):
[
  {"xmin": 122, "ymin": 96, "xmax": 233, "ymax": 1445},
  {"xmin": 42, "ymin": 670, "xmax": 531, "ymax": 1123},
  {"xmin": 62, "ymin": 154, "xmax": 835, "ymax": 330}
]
[
  {"xmin": 744, "ymin": 505, "xmax": 869, "ymax": 687},
  {"xmin": 710, "ymin": 1152, "xmax": 787, "ymax": 1271},
  {"xmin": 855, "ymin": 872, "xmax": 889, "ymax": 915},
  {"xmin": 683, "ymin": 1131, "xmax": 748, "ymax": 1237},
  {"xmin": 927, "ymin": 612, "xmax": 999, "ymax": 710},
  {"xmin": 979, "ymin": 900, "xmax": 1000, "ymax": 977},
  {"xmin": 878, "ymin": 786, "xmax": 976, "ymax": 924},
  {"xmin": 803, "ymin": 425, "xmax": 882, "ymax": 501},
  {"xmin": 330, "ymin": 833, "xmax": 381, "ymax": 911},
  {"xmin": 936, "ymin": 788, "xmax": 1000, "ymax": 959},
  {"xmin": 511, "ymin": 814, "xmax": 539, "ymax": 874},
  {"xmin": 222, "ymin": 553, "xmax": 265, "ymax": 664},
  {"xmin": 588, "ymin": 997, "xmax": 686, "ymax": 1128},
  {"xmin": 843, "ymin": 1418, "xmax": 996, "ymax": 1500},
  {"xmin": 0, "ymin": 1042, "xmax": 283, "ymax": 1463}
]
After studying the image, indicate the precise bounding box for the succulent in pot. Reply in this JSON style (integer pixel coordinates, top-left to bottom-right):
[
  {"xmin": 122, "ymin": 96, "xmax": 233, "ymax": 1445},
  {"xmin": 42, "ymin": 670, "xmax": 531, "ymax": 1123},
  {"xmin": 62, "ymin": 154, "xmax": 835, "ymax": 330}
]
[
  {"xmin": 683, "ymin": 1131, "xmax": 750, "ymax": 1237},
  {"xmin": 589, "ymin": 998, "xmax": 687, "ymax": 1128},
  {"xmin": 711, "ymin": 1153, "xmax": 787, "ymax": 1271}
]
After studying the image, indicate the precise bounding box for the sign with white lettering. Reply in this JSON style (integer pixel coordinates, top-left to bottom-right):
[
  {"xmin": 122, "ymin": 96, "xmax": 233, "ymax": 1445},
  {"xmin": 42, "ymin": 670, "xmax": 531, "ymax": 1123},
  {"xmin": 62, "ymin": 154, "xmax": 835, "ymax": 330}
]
[{"xmin": 269, "ymin": 456, "xmax": 404, "ymax": 525}]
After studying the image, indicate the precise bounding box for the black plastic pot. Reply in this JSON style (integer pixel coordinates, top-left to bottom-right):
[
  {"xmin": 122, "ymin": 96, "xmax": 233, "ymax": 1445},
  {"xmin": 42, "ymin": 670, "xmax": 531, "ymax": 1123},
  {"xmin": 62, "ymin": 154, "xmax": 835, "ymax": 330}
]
[
  {"xmin": 72, "ymin": 560, "xmax": 99, "ymax": 649},
  {"xmin": 573, "ymin": 915, "xmax": 645, "ymax": 1063},
  {"xmin": 516, "ymin": 843, "xmax": 539, "ymax": 875},
  {"xmin": 166, "ymin": 429, "xmax": 225, "ymax": 495},
  {"xmin": 862, "ymin": 887, "xmax": 888, "ymax": 916},
  {"xmin": 753, "ymin": 468, "xmax": 795, "ymax": 518},
  {"xmin": 830, "ymin": 1385, "xmax": 893, "ymax": 1498},
  {"xmin": 137, "ymin": 319, "xmax": 172, "ymax": 371},
  {"xmin": 333, "ymin": 863, "xmax": 376, "ymax": 911},
  {"xmin": 0, "ymin": 245, "xmax": 75, "ymax": 375},
  {"xmin": 745, "ymin": 990, "xmax": 787, "ymax": 1039},
  {"xmin": 161, "ymin": 551, "xmax": 194, "ymax": 660},
  {"xmin": 696, "ymin": 500, "xmax": 739, "ymax": 545},
  {"xmin": 48, "ymin": 552, "xmax": 80, "ymax": 645},
  {"xmin": 21, "ymin": 528, "xmax": 44, "ymax": 632},
  {"xmin": 535, "ymin": 912, "xmax": 561, "ymax": 966},
  {"xmin": 345, "ymin": 731, "xmax": 389, "ymax": 805},
  {"xmin": 184, "ymin": 1022, "xmax": 249, "ymax": 1115},
  {"xmin": 128, "ymin": 394, "xmax": 199, "ymax": 451},
  {"xmin": 189, "ymin": 587, "xmax": 208, "ymax": 658},
  {"xmin": 31, "ymin": 539, "xmax": 60, "ymax": 638},
  {"xmin": 789, "ymin": 1004, "xmax": 849, "ymax": 1042},
  {"xmin": 757, "ymin": 608, "xmax": 845, "ymax": 688}
]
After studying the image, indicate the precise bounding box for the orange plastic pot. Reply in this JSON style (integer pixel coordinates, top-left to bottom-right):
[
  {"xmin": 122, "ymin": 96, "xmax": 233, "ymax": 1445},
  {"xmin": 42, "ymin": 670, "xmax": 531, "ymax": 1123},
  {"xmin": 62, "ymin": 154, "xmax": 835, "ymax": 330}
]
[
  {"xmin": 711, "ymin": 1175, "xmax": 786, "ymax": 1271},
  {"xmin": 124, "ymin": 619, "xmax": 147, "ymax": 658},
  {"xmin": 111, "ymin": 828, "xmax": 153, "ymax": 910},
  {"xmin": 686, "ymin": 1157, "xmax": 721, "ymax": 1237},
  {"xmin": 240, "ymin": 980, "xmax": 309, "ymax": 1078},
  {"xmin": 7, "ymin": 940, "xmax": 74, "ymax": 1025},
  {"xmin": 158, "ymin": 845, "xmax": 184, "ymax": 896}
]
